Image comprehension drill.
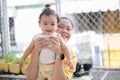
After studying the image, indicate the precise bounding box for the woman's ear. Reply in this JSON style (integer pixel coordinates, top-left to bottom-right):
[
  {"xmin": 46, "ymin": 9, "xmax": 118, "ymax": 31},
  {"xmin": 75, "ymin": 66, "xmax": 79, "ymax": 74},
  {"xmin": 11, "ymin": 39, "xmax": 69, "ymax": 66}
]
[{"xmin": 38, "ymin": 20, "xmax": 40, "ymax": 24}]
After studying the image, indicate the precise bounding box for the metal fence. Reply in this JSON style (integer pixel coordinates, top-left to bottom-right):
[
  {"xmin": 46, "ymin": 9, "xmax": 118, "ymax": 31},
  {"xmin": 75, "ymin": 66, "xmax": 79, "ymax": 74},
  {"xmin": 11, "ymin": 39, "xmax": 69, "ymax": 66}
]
[
  {"xmin": 68, "ymin": 10, "xmax": 120, "ymax": 34},
  {"xmin": 67, "ymin": 10, "xmax": 120, "ymax": 67}
]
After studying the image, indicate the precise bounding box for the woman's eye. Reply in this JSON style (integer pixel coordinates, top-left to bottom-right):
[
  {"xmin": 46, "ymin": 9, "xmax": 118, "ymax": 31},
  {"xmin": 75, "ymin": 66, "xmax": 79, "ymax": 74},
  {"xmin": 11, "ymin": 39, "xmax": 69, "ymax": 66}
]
[
  {"xmin": 67, "ymin": 28, "xmax": 71, "ymax": 31},
  {"xmin": 51, "ymin": 23, "xmax": 55, "ymax": 26},
  {"xmin": 58, "ymin": 25, "xmax": 64, "ymax": 28}
]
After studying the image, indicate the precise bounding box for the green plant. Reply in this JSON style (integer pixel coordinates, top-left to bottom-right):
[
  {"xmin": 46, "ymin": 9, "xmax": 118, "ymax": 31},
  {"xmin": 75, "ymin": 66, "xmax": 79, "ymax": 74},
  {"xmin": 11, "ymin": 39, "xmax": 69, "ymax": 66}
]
[
  {"xmin": 2, "ymin": 54, "xmax": 21, "ymax": 64},
  {"xmin": 83, "ymin": 60, "xmax": 92, "ymax": 64},
  {"xmin": 1, "ymin": 54, "xmax": 29, "ymax": 65},
  {"xmin": 3, "ymin": 55, "xmax": 15, "ymax": 63},
  {"xmin": 82, "ymin": 60, "xmax": 92, "ymax": 71},
  {"xmin": 77, "ymin": 61, "xmax": 81, "ymax": 65},
  {"xmin": 12, "ymin": 57, "xmax": 21, "ymax": 64}
]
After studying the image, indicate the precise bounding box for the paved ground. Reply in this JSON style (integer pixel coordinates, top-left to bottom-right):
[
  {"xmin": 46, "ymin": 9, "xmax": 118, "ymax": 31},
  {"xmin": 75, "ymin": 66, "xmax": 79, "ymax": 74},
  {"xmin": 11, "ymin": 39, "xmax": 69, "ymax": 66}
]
[
  {"xmin": 0, "ymin": 66, "xmax": 120, "ymax": 80},
  {"xmin": 72, "ymin": 75, "xmax": 93, "ymax": 80},
  {"xmin": 72, "ymin": 66, "xmax": 120, "ymax": 80}
]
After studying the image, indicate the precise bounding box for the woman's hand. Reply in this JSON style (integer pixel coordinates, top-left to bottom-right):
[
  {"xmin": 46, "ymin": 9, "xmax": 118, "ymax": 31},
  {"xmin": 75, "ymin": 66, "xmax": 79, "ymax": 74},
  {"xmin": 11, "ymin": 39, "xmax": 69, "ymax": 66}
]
[
  {"xmin": 49, "ymin": 37, "xmax": 62, "ymax": 54},
  {"xmin": 34, "ymin": 37, "xmax": 62, "ymax": 54},
  {"xmin": 34, "ymin": 38, "xmax": 49, "ymax": 53}
]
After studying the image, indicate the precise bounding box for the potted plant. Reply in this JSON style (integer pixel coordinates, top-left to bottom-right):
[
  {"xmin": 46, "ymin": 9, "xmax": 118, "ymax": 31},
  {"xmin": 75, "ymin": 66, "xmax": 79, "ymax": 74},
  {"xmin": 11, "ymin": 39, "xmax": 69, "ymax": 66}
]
[
  {"xmin": 83, "ymin": 60, "xmax": 92, "ymax": 71},
  {"xmin": 8, "ymin": 56, "xmax": 21, "ymax": 74},
  {"xmin": 73, "ymin": 61, "xmax": 81, "ymax": 77},
  {"xmin": 0, "ymin": 55, "xmax": 14, "ymax": 74},
  {"xmin": 0, "ymin": 58, "xmax": 9, "ymax": 74}
]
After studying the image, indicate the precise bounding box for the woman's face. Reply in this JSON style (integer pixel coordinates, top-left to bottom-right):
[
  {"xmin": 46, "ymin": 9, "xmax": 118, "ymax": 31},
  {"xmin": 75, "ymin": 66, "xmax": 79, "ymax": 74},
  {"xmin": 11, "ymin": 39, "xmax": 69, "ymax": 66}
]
[{"xmin": 57, "ymin": 18, "xmax": 72, "ymax": 42}]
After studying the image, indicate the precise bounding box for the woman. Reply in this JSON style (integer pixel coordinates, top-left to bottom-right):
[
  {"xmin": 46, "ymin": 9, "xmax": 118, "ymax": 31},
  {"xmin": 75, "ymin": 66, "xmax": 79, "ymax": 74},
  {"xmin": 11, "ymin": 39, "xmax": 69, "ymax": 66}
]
[
  {"xmin": 52, "ymin": 17, "xmax": 77, "ymax": 80},
  {"xmin": 26, "ymin": 17, "xmax": 77, "ymax": 80}
]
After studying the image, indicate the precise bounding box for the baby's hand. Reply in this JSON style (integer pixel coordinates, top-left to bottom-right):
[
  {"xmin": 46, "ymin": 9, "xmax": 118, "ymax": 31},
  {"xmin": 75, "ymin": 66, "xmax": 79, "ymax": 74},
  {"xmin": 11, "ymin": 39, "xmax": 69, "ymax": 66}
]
[
  {"xmin": 68, "ymin": 60, "xmax": 74, "ymax": 69},
  {"xmin": 19, "ymin": 59, "xmax": 24, "ymax": 68}
]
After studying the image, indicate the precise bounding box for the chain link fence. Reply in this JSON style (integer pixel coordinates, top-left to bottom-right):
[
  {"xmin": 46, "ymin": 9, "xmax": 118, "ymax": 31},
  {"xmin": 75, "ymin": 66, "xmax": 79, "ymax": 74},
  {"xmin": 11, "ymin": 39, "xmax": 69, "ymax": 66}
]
[
  {"xmin": 65, "ymin": 9, "xmax": 120, "ymax": 67},
  {"xmin": 67, "ymin": 10, "xmax": 120, "ymax": 34}
]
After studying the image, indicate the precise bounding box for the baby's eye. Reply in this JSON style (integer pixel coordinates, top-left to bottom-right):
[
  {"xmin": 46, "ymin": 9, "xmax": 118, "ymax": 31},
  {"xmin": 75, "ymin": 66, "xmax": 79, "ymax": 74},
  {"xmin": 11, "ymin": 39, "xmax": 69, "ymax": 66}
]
[{"xmin": 43, "ymin": 23, "xmax": 47, "ymax": 25}]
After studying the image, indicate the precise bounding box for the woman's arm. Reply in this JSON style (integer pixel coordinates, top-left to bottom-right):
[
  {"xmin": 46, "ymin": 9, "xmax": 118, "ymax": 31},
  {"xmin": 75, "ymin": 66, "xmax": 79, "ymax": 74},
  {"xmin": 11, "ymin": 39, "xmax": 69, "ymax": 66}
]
[
  {"xmin": 53, "ymin": 51, "xmax": 77, "ymax": 80},
  {"xmin": 53, "ymin": 59, "xmax": 66, "ymax": 80},
  {"xmin": 26, "ymin": 37, "xmax": 50, "ymax": 80},
  {"xmin": 25, "ymin": 46, "xmax": 40, "ymax": 80}
]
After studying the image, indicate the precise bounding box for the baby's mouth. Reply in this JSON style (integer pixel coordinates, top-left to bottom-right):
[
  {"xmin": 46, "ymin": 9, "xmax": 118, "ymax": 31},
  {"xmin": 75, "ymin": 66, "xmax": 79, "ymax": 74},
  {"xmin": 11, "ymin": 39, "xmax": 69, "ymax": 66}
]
[{"xmin": 46, "ymin": 30, "xmax": 52, "ymax": 33}]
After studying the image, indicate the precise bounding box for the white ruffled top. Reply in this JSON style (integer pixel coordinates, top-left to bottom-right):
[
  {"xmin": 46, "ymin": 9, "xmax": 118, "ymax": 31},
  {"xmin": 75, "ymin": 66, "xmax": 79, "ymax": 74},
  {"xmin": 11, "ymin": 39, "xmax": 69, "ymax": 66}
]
[{"xmin": 33, "ymin": 32, "xmax": 57, "ymax": 64}]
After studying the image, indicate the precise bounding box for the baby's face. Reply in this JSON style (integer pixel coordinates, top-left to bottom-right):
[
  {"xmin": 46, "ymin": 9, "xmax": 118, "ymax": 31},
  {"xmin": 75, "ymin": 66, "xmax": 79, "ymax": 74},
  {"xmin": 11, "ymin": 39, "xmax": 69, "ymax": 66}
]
[{"xmin": 39, "ymin": 15, "xmax": 58, "ymax": 35}]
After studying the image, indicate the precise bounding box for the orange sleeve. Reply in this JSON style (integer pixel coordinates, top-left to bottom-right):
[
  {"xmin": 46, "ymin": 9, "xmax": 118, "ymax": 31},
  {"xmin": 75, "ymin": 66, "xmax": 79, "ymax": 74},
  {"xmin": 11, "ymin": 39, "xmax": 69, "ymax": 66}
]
[{"xmin": 29, "ymin": 49, "xmax": 35, "ymax": 61}]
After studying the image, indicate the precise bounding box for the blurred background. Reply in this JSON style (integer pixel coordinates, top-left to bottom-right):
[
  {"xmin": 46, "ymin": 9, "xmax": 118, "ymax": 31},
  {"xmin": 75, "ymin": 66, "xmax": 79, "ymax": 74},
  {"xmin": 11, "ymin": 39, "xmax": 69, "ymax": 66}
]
[{"xmin": 0, "ymin": 0, "xmax": 120, "ymax": 67}]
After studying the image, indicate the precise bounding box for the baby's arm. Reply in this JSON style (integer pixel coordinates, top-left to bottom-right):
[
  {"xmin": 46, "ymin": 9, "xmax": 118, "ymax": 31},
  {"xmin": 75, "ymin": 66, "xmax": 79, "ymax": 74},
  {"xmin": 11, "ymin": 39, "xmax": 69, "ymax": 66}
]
[
  {"xmin": 19, "ymin": 39, "xmax": 34, "ymax": 68},
  {"xmin": 57, "ymin": 34, "xmax": 74, "ymax": 69}
]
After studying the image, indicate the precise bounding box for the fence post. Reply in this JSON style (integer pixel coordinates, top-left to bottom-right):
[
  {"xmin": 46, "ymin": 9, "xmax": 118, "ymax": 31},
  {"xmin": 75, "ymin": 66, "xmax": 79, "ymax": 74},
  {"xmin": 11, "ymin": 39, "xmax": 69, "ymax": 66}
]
[
  {"xmin": 1, "ymin": 0, "xmax": 11, "ymax": 57},
  {"xmin": 55, "ymin": 0, "xmax": 61, "ymax": 15}
]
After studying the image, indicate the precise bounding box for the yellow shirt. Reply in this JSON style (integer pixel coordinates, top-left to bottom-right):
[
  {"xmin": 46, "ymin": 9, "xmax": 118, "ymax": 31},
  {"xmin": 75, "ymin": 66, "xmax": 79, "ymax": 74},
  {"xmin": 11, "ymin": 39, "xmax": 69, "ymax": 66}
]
[{"xmin": 64, "ymin": 51, "xmax": 77, "ymax": 80}]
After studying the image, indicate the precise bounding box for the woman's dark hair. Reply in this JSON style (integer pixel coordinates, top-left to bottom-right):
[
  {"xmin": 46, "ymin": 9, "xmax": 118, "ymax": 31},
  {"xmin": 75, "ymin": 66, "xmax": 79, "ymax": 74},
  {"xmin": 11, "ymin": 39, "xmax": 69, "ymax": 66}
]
[
  {"xmin": 39, "ymin": 4, "xmax": 60, "ymax": 23},
  {"xmin": 60, "ymin": 17, "xmax": 73, "ymax": 27}
]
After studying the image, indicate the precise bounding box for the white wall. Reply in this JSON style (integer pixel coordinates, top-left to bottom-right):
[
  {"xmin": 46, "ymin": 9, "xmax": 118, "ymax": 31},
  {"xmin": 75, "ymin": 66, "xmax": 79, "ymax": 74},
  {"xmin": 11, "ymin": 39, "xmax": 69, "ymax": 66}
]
[{"xmin": 15, "ymin": 8, "xmax": 42, "ymax": 44}]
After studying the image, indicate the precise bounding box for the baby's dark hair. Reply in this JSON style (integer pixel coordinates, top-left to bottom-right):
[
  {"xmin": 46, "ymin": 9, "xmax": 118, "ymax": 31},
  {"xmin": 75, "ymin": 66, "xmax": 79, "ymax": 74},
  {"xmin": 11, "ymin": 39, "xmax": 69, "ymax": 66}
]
[{"xmin": 39, "ymin": 4, "xmax": 60, "ymax": 23}]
